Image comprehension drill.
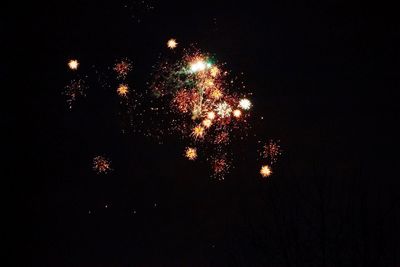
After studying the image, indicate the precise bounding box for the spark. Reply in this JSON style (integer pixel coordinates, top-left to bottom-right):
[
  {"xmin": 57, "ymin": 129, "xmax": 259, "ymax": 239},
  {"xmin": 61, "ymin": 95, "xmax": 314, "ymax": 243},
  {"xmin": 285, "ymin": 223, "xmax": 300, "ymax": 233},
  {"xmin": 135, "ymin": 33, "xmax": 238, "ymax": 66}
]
[
  {"xmin": 63, "ymin": 79, "xmax": 86, "ymax": 109},
  {"xmin": 185, "ymin": 147, "xmax": 197, "ymax": 160},
  {"xmin": 93, "ymin": 156, "xmax": 111, "ymax": 174},
  {"xmin": 68, "ymin": 59, "xmax": 79, "ymax": 70},
  {"xmin": 233, "ymin": 109, "xmax": 242, "ymax": 118},
  {"xmin": 167, "ymin": 38, "xmax": 178, "ymax": 49},
  {"xmin": 117, "ymin": 84, "xmax": 129, "ymax": 97},
  {"xmin": 260, "ymin": 165, "xmax": 272, "ymax": 177},
  {"xmin": 239, "ymin": 98, "xmax": 252, "ymax": 110}
]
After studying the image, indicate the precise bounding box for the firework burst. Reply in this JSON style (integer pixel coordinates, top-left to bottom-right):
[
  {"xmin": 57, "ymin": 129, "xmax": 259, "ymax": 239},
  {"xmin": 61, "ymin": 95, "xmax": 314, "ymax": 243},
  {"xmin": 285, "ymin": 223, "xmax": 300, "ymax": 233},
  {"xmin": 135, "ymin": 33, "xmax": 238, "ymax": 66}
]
[
  {"xmin": 185, "ymin": 147, "xmax": 197, "ymax": 160},
  {"xmin": 68, "ymin": 59, "xmax": 79, "ymax": 70},
  {"xmin": 114, "ymin": 59, "xmax": 132, "ymax": 79},
  {"xmin": 260, "ymin": 165, "xmax": 272, "ymax": 177},
  {"xmin": 93, "ymin": 156, "xmax": 112, "ymax": 174},
  {"xmin": 167, "ymin": 38, "xmax": 178, "ymax": 49}
]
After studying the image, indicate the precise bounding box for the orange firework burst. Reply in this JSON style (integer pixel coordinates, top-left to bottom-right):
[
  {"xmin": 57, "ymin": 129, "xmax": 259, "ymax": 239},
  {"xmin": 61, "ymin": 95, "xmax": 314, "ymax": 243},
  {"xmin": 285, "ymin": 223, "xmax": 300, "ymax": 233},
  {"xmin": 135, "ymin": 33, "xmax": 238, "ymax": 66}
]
[
  {"xmin": 260, "ymin": 165, "xmax": 272, "ymax": 177},
  {"xmin": 114, "ymin": 60, "xmax": 132, "ymax": 79},
  {"xmin": 93, "ymin": 156, "xmax": 111, "ymax": 174},
  {"xmin": 68, "ymin": 59, "xmax": 79, "ymax": 70},
  {"xmin": 233, "ymin": 109, "xmax": 242, "ymax": 118},
  {"xmin": 185, "ymin": 147, "xmax": 197, "ymax": 160},
  {"xmin": 117, "ymin": 84, "xmax": 129, "ymax": 97},
  {"xmin": 167, "ymin": 38, "xmax": 178, "ymax": 49},
  {"xmin": 172, "ymin": 89, "xmax": 194, "ymax": 113},
  {"xmin": 192, "ymin": 125, "xmax": 205, "ymax": 139}
]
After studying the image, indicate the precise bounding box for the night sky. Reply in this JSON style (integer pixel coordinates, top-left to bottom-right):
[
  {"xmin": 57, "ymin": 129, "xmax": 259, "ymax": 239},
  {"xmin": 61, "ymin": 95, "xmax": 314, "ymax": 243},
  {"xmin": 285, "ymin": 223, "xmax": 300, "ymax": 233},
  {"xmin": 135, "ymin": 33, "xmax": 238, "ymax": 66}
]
[{"xmin": 18, "ymin": 0, "xmax": 400, "ymax": 266}]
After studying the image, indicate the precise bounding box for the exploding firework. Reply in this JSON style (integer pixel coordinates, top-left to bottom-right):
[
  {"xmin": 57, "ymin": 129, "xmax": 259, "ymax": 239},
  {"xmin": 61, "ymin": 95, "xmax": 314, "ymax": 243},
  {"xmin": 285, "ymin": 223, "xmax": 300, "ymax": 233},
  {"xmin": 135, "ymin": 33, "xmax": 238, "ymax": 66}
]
[
  {"xmin": 185, "ymin": 147, "xmax": 197, "ymax": 160},
  {"xmin": 167, "ymin": 38, "xmax": 178, "ymax": 49},
  {"xmin": 192, "ymin": 125, "xmax": 205, "ymax": 139},
  {"xmin": 68, "ymin": 59, "xmax": 79, "ymax": 70},
  {"xmin": 63, "ymin": 79, "xmax": 86, "ymax": 109},
  {"xmin": 114, "ymin": 59, "xmax": 132, "ymax": 79},
  {"xmin": 260, "ymin": 140, "xmax": 282, "ymax": 165},
  {"xmin": 260, "ymin": 165, "xmax": 272, "ymax": 177},
  {"xmin": 117, "ymin": 84, "xmax": 129, "ymax": 97},
  {"xmin": 239, "ymin": 98, "xmax": 251, "ymax": 110},
  {"xmin": 93, "ymin": 156, "xmax": 112, "ymax": 174}
]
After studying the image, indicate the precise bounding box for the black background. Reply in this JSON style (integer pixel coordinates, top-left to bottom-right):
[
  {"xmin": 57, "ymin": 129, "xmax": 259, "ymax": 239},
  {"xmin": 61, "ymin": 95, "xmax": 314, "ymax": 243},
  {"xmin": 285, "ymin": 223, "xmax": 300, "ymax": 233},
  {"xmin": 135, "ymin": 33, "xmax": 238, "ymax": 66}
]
[{"xmin": 11, "ymin": 0, "xmax": 400, "ymax": 266}]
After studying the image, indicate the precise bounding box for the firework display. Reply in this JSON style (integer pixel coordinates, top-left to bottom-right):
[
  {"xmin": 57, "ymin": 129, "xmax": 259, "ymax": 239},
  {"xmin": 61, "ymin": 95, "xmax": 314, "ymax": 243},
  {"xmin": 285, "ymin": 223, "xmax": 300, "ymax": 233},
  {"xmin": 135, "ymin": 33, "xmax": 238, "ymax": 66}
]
[
  {"xmin": 150, "ymin": 49, "xmax": 254, "ymax": 178},
  {"xmin": 63, "ymin": 43, "xmax": 281, "ymax": 180}
]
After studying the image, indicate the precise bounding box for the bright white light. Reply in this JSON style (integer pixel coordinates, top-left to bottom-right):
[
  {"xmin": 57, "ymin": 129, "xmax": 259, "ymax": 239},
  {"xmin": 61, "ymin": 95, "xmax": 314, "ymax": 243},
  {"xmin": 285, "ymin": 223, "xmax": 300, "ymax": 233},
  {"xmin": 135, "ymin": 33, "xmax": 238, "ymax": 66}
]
[
  {"xmin": 239, "ymin": 98, "xmax": 252, "ymax": 110},
  {"xmin": 190, "ymin": 60, "xmax": 207, "ymax": 72}
]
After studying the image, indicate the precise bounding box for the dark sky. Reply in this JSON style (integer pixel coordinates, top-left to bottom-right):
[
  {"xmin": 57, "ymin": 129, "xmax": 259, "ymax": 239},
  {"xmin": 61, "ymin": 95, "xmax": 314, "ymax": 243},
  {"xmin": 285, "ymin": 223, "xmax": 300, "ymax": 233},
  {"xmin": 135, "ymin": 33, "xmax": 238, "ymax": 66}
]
[{"xmin": 15, "ymin": 0, "xmax": 400, "ymax": 266}]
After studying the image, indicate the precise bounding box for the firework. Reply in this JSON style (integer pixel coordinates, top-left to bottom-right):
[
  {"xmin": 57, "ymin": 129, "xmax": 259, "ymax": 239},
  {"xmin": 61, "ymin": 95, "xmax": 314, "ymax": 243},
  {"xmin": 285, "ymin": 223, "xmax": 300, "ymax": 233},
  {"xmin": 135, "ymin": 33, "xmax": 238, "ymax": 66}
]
[
  {"xmin": 114, "ymin": 59, "xmax": 132, "ymax": 79},
  {"xmin": 63, "ymin": 79, "xmax": 86, "ymax": 109},
  {"xmin": 167, "ymin": 38, "xmax": 178, "ymax": 49},
  {"xmin": 117, "ymin": 84, "xmax": 129, "ymax": 97},
  {"xmin": 207, "ymin": 111, "xmax": 216, "ymax": 120},
  {"xmin": 239, "ymin": 98, "xmax": 251, "ymax": 110},
  {"xmin": 216, "ymin": 101, "xmax": 232, "ymax": 118},
  {"xmin": 233, "ymin": 109, "xmax": 242, "ymax": 118},
  {"xmin": 260, "ymin": 165, "xmax": 272, "ymax": 177},
  {"xmin": 93, "ymin": 156, "xmax": 112, "ymax": 174},
  {"xmin": 185, "ymin": 147, "xmax": 197, "ymax": 160},
  {"xmin": 260, "ymin": 140, "xmax": 282, "ymax": 165},
  {"xmin": 202, "ymin": 119, "xmax": 212, "ymax": 128},
  {"xmin": 192, "ymin": 125, "xmax": 205, "ymax": 139},
  {"xmin": 68, "ymin": 59, "xmax": 79, "ymax": 70}
]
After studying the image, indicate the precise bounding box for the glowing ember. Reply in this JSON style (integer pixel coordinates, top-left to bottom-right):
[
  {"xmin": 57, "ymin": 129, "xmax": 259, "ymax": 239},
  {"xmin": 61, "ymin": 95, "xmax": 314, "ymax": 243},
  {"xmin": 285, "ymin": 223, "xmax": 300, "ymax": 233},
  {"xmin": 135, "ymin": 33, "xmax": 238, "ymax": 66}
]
[
  {"xmin": 68, "ymin": 59, "xmax": 79, "ymax": 70},
  {"xmin": 185, "ymin": 147, "xmax": 197, "ymax": 160},
  {"xmin": 167, "ymin": 38, "xmax": 178, "ymax": 49},
  {"xmin": 260, "ymin": 165, "xmax": 272, "ymax": 177},
  {"xmin": 239, "ymin": 98, "xmax": 252, "ymax": 110},
  {"xmin": 210, "ymin": 66, "xmax": 219, "ymax": 77}
]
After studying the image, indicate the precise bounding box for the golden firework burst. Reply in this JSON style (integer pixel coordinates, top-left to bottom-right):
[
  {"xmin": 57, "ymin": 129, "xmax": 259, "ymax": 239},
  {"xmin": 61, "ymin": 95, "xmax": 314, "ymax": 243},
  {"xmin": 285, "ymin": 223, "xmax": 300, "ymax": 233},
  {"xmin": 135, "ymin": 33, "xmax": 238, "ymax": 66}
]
[
  {"xmin": 68, "ymin": 59, "xmax": 79, "ymax": 70},
  {"xmin": 192, "ymin": 125, "xmax": 205, "ymax": 139},
  {"xmin": 117, "ymin": 84, "xmax": 129, "ymax": 97},
  {"xmin": 167, "ymin": 38, "xmax": 178, "ymax": 49},
  {"xmin": 210, "ymin": 88, "xmax": 223, "ymax": 100},
  {"xmin": 185, "ymin": 147, "xmax": 197, "ymax": 160},
  {"xmin": 260, "ymin": 165, "xmax": 272, "ymax": 177},
  {"xmin": 202, "ymin": 119, "xmax": 212, "ymax": 128}
]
